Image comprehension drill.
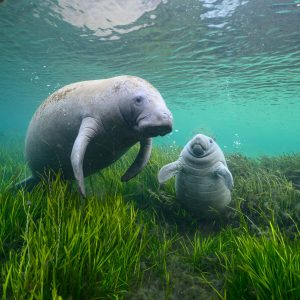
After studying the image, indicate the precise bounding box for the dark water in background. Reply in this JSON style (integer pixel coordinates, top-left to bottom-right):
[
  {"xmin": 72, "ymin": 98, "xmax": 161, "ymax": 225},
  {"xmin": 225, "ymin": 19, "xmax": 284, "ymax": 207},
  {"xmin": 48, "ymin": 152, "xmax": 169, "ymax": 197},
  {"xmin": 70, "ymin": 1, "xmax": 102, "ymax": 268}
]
[{"xmin": 0, "ymin": 0, "xmax": 299, "ymax": 156}]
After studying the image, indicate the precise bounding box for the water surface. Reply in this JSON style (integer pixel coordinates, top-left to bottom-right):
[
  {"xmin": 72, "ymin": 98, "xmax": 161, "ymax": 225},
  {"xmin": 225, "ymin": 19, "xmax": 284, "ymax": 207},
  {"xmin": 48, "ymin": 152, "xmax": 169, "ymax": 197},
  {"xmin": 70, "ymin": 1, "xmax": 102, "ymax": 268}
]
[{"xmin": 0, "ymin": 0, "xmax": 299, "ymax": 155}]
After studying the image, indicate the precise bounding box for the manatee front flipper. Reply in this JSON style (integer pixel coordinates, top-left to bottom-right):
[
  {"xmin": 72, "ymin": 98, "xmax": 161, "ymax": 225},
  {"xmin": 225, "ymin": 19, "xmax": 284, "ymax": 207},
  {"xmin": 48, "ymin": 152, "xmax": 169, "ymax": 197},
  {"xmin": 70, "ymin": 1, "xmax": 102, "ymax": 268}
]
[
  {"xmin": 213, "ymin": 162, "xmax": 234, "ymax": 190},
  {"xmin": 158, "ymin": 160, "xmax": 182, "ymax": 184},
  {"xmin": 15, "ymin": 176, "xmax": 40, "ymax": 191},
  {"xmin": 71, "ymin": 117, "xmax": 102, "ymax": 197},
  {"xmin": 121, "ymin": 138, "xmax": 152, "ymax": 182}
]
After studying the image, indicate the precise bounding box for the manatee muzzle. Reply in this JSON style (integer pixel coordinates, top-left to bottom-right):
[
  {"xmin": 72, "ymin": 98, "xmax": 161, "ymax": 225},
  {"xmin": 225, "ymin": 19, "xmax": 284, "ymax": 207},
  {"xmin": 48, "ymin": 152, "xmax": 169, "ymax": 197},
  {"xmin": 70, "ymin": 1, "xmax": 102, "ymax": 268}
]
[
  {"xmin": 137, "ymin": 111, "xmax": 173, "ymax": 137},
  {"xmin": 191, "ymin": 144, "xmax": 205, "ymax": 156},
  {"xmin": 189, "ymin": 137, "xmax": 209, "ymax": 157}
]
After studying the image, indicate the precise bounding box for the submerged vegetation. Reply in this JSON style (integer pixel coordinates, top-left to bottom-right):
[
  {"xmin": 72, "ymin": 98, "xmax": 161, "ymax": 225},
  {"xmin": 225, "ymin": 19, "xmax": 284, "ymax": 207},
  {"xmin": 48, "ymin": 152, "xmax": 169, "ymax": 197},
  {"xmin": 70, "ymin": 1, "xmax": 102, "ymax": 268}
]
[{"xmin": 0, "ymin": 141, "xmax": 300, "ymax": 299}]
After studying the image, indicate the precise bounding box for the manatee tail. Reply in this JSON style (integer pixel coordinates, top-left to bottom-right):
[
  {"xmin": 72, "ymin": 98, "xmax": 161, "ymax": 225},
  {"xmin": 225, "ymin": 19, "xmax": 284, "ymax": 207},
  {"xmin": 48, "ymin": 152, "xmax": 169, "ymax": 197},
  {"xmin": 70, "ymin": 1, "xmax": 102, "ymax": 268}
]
[{"xmin": 15, "ymin": 176, "xmax": 40, "ymax": 192}]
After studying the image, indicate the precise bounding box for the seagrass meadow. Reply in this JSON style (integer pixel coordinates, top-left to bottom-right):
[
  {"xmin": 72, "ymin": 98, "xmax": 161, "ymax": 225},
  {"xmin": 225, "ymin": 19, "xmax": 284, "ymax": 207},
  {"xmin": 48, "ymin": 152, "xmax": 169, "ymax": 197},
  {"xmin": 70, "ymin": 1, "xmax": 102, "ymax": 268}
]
[
  {"xmin": 1, "ymin": 1, "xmax": 300, "ymax": 299},
  {"xmin": 1, "ymin": 140, "xmax": 300, "ymax": 299}
]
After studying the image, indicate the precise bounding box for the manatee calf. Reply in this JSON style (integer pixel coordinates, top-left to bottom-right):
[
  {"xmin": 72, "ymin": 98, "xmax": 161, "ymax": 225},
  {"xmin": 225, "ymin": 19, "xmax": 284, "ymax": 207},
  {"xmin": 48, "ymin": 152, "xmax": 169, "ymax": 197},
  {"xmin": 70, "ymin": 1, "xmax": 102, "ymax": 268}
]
[
  {"xmin": 18, "ymin": 75, "xmax": 173, "ymax": 196},
  {"xmin": 158, "ymin": 134, "xmax": 233, "ymax": 217}
]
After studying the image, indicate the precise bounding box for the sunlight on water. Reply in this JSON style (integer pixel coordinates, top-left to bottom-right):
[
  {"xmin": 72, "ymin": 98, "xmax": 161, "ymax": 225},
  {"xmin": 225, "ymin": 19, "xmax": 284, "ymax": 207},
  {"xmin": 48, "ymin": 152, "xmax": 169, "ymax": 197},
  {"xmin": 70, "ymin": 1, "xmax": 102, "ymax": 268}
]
[
  {"xmin": 50, "ymin": 0, "xmax": 166, "ymax": 39},
  {"xmin": 0, "ymin": 0, "xmax": 299, "ymax": 155}
]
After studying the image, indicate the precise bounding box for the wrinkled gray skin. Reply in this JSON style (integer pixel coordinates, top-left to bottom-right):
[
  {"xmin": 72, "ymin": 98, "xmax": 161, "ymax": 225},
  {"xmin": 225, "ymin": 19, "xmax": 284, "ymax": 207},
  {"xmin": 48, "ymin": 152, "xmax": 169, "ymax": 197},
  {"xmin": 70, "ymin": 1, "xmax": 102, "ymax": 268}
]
[
  {"xmin": 158, "ymin": 134, "xmax": 233, "ymax": 217},
  {"xmin": 18, "ymin": 75, "xmax": 173, "ymax": 197}
]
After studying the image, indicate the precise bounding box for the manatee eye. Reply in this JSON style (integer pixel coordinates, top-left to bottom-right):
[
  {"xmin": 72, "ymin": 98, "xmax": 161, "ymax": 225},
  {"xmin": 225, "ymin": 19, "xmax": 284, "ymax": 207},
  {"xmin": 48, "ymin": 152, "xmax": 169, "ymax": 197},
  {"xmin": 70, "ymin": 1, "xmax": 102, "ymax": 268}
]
[
  {"xmin": 134, "ymin": 96, "xmax": 144, "ymax": 105},
  {"xmin": 209, "ymin": 139, "xmax": 213, "ymax": 143}
]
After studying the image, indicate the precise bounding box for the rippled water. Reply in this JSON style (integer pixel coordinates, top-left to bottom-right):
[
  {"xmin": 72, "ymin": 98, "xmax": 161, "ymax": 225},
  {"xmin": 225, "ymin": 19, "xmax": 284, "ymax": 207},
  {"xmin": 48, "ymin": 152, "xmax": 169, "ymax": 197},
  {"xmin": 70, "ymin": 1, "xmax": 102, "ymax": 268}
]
[{"xmin": 0, "ymin": 0, "xmax": 299, "ymax": 155}]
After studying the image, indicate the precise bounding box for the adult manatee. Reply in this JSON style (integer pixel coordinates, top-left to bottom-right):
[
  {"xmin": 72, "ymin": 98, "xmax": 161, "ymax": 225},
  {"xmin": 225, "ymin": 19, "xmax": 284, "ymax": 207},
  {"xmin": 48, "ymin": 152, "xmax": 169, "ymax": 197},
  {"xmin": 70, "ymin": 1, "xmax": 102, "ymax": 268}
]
[
  {"xmin": 158, "ymin": 134, "xmax": 233, "ymax": 217},
  {"xmin": 18, "ymin": 75, "xmax": 173, "ymax": 196}
]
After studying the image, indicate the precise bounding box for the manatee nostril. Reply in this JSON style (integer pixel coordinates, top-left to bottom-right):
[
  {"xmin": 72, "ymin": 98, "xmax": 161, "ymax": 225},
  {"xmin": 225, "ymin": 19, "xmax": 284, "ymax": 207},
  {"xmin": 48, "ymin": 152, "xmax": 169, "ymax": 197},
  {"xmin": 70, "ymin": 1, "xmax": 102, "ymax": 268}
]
[{"xmin": 162, "ymin": 112, "xmax": 172, "ymax": 120}]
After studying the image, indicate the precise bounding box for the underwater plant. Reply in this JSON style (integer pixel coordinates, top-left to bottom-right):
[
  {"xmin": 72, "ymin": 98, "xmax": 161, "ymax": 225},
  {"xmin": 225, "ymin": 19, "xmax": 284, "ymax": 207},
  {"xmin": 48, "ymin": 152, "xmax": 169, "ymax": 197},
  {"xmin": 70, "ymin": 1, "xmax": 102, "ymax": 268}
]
[{"xmin": 0, "ymin": 142, "xmax": 300, "ymax": 299}]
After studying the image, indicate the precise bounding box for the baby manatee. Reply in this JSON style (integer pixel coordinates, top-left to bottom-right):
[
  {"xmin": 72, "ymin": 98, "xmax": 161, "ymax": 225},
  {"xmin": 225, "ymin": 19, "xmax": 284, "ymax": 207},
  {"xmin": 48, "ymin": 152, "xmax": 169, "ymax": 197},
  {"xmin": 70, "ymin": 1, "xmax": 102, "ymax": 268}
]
[{"xmin": 158, "ymin": 134, "xmax": 233, "ymax": 217}]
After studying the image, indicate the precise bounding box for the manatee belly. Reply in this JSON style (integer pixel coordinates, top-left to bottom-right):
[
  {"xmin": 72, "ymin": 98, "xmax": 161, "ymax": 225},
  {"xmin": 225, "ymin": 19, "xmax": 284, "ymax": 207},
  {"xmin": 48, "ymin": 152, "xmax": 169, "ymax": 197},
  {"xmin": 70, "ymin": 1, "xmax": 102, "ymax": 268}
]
[
  {"xmin": 25, "ymin": 113, "xmax": 136, "ymax": 179},
  {"xmin": 175, "ymin": 170, "xmax": 231, "ymax": 216}
]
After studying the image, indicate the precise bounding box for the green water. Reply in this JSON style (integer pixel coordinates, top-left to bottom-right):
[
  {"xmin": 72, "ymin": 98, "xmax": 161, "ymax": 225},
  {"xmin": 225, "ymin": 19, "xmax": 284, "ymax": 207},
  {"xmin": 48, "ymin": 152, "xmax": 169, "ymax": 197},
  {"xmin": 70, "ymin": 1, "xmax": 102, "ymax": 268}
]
[{"xmin": 0, "ymin": 0, "xmax": 299, "ymax": 156}]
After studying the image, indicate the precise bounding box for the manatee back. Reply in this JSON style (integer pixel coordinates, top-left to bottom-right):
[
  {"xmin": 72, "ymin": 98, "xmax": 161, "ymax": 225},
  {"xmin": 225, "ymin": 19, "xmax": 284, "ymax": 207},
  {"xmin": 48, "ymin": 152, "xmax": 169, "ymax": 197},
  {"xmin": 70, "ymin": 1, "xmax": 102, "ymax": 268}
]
[{"xmin": 24, "ymin": 78, "xmax": 127, "ymax": 178}]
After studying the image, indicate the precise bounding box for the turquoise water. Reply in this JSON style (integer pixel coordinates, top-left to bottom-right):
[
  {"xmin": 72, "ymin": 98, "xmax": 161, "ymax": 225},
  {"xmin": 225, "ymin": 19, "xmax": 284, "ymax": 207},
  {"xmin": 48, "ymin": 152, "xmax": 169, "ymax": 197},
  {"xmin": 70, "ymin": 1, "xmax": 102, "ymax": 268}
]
[{"xmin": 0, "ymin": 0, "xmax": 299, "ymax": 156}]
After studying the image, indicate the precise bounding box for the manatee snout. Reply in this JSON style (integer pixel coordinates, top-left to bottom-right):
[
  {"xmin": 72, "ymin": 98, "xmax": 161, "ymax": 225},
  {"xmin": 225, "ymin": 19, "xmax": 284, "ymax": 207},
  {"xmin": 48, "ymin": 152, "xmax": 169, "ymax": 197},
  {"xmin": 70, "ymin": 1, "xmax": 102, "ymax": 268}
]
[
  {"xmin": 191, "ymin": 144, "xmax": 205, "ymax": 157},
  {"xmin": 139, "ymin": 110, "xmax": 173, "ymax": 137},
  {"xmin": 189, "ymin": 134, "xmax": 214, "ymax": 157}
]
